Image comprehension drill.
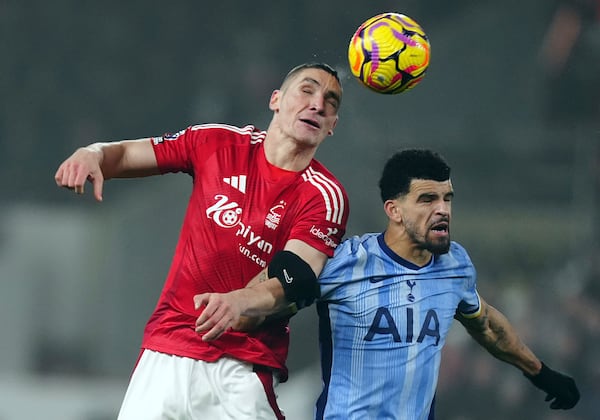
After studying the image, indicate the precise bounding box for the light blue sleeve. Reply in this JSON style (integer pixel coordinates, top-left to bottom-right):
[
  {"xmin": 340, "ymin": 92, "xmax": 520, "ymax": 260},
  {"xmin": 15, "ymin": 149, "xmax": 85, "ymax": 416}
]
[{"xmin": 456, "ymin": 247, "xmax": 481, "ymax": 318}]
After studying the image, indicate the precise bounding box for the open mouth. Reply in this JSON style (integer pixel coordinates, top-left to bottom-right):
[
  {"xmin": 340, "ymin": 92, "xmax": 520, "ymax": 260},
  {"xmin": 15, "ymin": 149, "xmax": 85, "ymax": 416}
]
[
  {"xmin": 431, "ymin": 222, "xmax": 449, "ymax": 233},
  {"xmin": 300, "ymin": 118, "xmax": 320, "ymax": 129}
]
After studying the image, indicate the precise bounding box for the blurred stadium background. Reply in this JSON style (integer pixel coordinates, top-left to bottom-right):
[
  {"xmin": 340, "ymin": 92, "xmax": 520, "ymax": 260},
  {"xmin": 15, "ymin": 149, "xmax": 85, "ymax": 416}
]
[{"xmin": 1, "ymin": 0, "xmax": 598, "ymax": 418}]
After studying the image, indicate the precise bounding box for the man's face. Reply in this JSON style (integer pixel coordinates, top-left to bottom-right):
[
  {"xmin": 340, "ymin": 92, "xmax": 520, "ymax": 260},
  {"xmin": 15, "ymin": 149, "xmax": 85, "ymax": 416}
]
[
  {"xmin": 398, "ymin": 179, "xmax": 454, "ymax": 254},
  {"xmin": 269, "ymin": 68, "xmax": 341, "ymax": 147}
]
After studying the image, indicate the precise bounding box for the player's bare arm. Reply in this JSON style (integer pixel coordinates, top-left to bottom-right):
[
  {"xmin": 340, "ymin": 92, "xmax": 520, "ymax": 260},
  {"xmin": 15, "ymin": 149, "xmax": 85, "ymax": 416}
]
[
  {"xmin": 193, "ymin": 239, "xmax": 328, "ymax": 341},
  {"xmin": 455, "ymin": 296, "xmax": 541, "ymax": 375},
  {"xmin": 55, "ymin": 139, "xmax": 159, "ymax": 201},
  {"xmin": 456, "ymin": 296, "xmax": 580, "ymax": 409}
]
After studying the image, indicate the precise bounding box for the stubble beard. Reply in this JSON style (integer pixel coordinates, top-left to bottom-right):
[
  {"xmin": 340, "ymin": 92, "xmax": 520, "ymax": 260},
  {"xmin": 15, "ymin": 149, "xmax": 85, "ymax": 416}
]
[
  {"xmin": 405, "ymin": 224, "xmax": 451, "ymax": 255},
  {"xmin": 427, "ymin": 237, "xmax": 451, "ymax": 255}
]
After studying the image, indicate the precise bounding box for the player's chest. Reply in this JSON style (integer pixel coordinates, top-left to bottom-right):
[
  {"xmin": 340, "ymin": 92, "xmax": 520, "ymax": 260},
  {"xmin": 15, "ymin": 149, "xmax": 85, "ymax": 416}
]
[
  {"xmin": 193, "ymin": 164, "xmax": 301, "ymax": 241},
  {"xmin": 348, "ymin": 276, "xmax": 463, "ymax": 322}
]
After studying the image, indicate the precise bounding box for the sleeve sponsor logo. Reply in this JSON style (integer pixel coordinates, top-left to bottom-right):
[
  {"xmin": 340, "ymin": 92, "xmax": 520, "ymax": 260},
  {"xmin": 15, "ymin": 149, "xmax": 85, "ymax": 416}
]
[
  {"xmin": 163, "ymin": 130, "xmax": 185, "ymax": 140},
  {"xmin": 310, "ymin": 225, "xmax": 339, "ymax": 249},
  {"xmin": 151, "ymin": 130, "xmax": 185, "ymax": 145}
]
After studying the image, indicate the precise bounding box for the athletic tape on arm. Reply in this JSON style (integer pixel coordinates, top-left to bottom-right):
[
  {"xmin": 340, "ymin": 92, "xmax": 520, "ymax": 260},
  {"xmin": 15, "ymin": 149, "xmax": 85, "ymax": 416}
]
[{"xmin": 267, "ymin": 250, "xmax": 318, "ymax": 310}]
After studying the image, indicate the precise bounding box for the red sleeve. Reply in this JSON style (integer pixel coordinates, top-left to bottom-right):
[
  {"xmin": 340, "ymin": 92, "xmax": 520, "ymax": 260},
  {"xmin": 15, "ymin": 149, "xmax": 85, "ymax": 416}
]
[
  {"xmin": 287, "ymin": 172, "xmax": 349, "ymax": 257},
  {"xmin": 150, "ymin": 126, "xmax": 203, "ymax": 174},
  {"xmin": 150, "ymin": 124, "xmax": 259, "ymax": 175}
]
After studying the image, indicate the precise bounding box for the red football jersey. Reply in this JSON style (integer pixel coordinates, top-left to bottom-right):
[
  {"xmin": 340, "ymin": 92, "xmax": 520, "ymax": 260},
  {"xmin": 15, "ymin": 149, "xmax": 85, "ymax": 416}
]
[{"xmin": 142, "ymin": 123, "xmax": 349, "ymax": 380}]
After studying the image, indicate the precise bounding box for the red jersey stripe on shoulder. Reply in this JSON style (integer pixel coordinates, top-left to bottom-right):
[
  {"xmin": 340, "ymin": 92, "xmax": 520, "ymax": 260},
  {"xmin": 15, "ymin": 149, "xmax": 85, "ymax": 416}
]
[
  {"xmin": 302, "ymin": 166, "xmax": 346, "ymax": 224},
  {"xmin": 189, "ymin": 123, "xmax": 266, "ymax": 144}
]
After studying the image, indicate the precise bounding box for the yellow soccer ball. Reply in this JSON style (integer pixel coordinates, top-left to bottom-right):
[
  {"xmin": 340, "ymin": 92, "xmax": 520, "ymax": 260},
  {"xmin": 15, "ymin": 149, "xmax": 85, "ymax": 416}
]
[{"xmin": 348, "ymin": 13, "xmax": 431, "ymax": 94}]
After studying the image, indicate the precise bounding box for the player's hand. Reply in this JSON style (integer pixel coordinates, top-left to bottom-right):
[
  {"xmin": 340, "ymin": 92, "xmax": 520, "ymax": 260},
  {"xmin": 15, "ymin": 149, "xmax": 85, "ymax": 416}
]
[
  {"xmin": 525, "ymin": 362, "xmax": 580, "ymax": 409},
  {"xmin": 54, "ymin": 147, "xmax": 105, "ymax": 201},
  {"xmin": 235, "ymin": 315, "xmax": 265, "ymax": 332},
  {"xmin": 194, "ymin": 291, "xmax": 249, "ymax": 341}
]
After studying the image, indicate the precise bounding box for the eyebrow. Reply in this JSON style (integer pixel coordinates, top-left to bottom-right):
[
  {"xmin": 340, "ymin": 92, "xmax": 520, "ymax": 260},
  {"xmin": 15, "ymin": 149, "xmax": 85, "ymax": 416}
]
[{"xmin": 417, "ymin": 191, "xmax": 454, "ymax": 200}]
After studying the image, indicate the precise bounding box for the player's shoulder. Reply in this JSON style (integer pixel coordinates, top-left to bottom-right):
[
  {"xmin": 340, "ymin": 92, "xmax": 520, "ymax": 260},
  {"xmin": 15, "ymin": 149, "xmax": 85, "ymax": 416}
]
[
  {"xmin": 320, "ymin": 233, "xmax": 378, "ymax": 277},
  {"xmin": 333, "ymin": 233, "xmax": 379, "ymax": 257},
  {"xmin": 296, "ymin": 159, "xmax": 349, "ymax": 224},
  {"xmin": 299, "ymin": 159, "xmax": 349, "ymax": 205},
  {"xmin": 436, "ymin": 241, "xmax": 475, "ymax": 270},
  {"xmin": 303, "ymin": 158, "xmax": 346, "ymax": 189},
  {"xmin": 187, "ymin": 123, "xmax": 267, "ymax": 144},
  {"xmin": 448, "ymin": 241, "xmax": 468, "ymax": 255}
]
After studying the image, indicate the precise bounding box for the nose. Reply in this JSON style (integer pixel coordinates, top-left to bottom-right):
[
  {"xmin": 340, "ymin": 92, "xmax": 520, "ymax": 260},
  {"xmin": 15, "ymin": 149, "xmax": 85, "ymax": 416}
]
[
  {"xmin": 310, "ymin": 95, "xmax": 326, "ymax": 115},
  {"xmin": 436, "ymin": 200, "xmax": 450, "ymax": 217}
]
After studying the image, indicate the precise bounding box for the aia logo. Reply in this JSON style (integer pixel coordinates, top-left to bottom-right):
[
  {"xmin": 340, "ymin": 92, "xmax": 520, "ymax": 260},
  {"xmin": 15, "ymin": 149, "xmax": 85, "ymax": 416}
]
[{"xmin": 206, "ymin": 194, "xmax": 242, "ymax": 228}]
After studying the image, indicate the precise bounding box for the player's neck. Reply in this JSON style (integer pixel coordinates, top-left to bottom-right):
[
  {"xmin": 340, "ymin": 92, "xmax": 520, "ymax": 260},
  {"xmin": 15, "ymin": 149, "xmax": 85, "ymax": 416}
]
[
  {"xmin": 263, "ymin": 134, "xmax": 316, "ymax": 172},
  {"xmin": 383, "ymin": 229, "xmax": 432, "ymax": 267}
]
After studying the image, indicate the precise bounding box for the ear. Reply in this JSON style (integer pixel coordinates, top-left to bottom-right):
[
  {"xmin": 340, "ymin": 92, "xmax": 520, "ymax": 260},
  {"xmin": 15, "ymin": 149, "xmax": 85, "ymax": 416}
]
[
  {"xmin": 329, "ymin": 116, "xmax": 339, "ymax": 136},
  {"xmin": 383, "ymin": 200, "xmax": 402, "ymax": 223},
  {"xmin": 269, "ymin": 89, "xmax": 281, "ymax": 112}
]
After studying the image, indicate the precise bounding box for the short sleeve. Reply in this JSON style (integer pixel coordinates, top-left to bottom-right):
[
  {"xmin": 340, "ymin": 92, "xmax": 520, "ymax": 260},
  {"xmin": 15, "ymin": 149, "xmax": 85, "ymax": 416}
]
[
  {"xmin": 287, "ymin": 185, "xmax": 349, "ymax": 258},
  {"xmin": 457, "ymin": 265, "xmax": 481, "ymax": 318},
  {"xmin": 151, "ymin": 127, "xmax": 197, "ymax": 174}
]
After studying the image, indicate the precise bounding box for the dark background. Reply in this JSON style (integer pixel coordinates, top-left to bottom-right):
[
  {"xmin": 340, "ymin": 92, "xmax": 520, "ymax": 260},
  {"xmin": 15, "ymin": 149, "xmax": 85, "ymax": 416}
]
[{"xmin": 1, "ymin": 0, "xmax": 598, "ymax": 418}]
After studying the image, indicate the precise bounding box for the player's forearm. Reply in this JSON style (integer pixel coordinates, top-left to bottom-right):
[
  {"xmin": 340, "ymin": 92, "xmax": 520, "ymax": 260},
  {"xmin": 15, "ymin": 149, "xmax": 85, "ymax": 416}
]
[
  {"xmin": 86, "ymin": 139, "xmax": 158, "ymax": 179},
  {"xmin": 193, "ymin": 275, "xmax": 291, "ymax": 340},
  {"xmin": 243, "ymin": 248, "xmax": 323, "ymax": 318},
  {"xmin": 467, "ymin": 304, "xmax": 542, "ymax": 376},
  {"xmin": 242, "ymin": 276, "xmax": 290, "ymax": 317}
]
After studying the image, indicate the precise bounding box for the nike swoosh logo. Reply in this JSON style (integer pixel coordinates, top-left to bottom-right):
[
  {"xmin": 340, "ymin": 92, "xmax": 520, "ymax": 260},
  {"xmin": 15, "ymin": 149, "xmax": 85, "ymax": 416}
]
[
  {"xmin": 369, "ymin": 276, "xmax": 389, "ymax": 283},
  {"xmin": 283, "ymin": 269, "xmax": 294, "ymax": 284}
]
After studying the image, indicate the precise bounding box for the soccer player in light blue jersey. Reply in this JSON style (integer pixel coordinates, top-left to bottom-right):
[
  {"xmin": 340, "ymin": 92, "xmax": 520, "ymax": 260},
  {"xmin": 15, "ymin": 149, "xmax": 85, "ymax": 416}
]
[
  {"xmin": 313, "ymin": 149, "xmax": 578, "ymax": 419},
  {"xmin": 194, "ymin": 149, "xmax": 580, "ymax": 419}
]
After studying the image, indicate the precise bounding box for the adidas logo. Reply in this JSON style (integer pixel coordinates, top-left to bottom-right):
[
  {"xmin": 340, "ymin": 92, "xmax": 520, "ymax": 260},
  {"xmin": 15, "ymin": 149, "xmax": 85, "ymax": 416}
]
[{"xmin": 223, "ymin": 175, "xmax": 247, "ymax": 193}]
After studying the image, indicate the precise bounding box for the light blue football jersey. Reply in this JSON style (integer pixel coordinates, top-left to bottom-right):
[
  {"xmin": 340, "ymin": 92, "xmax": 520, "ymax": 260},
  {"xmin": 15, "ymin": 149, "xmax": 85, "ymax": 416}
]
[{"xmin": 315, "ymin": 233, "xmax": 480, "ymax": 420}]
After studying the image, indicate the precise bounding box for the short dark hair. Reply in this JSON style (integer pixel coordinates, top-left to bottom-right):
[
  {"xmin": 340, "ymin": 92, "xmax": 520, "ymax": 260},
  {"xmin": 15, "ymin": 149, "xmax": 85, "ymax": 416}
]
[
  {"xmin": 283, "ymin": 62, "xmax": 341, "ymax": 86},
  {"xmin": 378, "ymin": 149, "xmax": 451, "ymax": 202}
]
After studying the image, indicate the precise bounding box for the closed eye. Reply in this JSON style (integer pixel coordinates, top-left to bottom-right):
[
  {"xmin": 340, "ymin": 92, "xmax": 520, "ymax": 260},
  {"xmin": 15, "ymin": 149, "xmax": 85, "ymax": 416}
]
[{"xmin": 418, "ymin": 194, "xmax": 437, "ymax": 203}]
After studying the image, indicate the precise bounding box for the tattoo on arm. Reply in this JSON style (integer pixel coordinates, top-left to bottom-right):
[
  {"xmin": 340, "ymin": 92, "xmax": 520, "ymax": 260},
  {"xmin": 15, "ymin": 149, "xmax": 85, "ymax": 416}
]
[
  {"xmin": 258, "ymin": 271, "xmax": 269, "ymax": 283},
  {"xmin": 458, "ymin": 299, "xmax": 540, "ymax": 372}
]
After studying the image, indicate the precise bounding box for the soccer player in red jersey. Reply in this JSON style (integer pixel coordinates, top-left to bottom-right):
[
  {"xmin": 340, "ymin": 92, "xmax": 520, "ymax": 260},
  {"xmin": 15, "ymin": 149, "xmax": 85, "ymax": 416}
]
[{"xmin": 54, "ymin": 63, "xmax": 349, "ymax": 419}]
